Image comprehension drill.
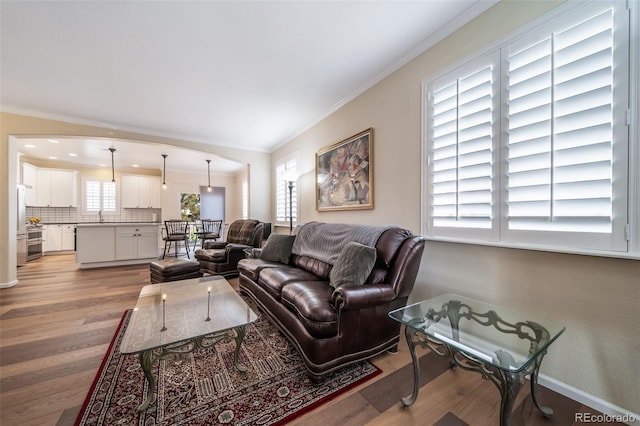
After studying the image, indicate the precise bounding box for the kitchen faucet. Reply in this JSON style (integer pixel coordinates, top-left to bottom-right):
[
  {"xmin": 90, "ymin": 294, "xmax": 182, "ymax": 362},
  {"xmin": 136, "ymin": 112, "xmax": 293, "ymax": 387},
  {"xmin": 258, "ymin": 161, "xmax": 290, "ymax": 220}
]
[{"xmin": 99, "ymin": 210, "xmax": 104, "ymax": 222}]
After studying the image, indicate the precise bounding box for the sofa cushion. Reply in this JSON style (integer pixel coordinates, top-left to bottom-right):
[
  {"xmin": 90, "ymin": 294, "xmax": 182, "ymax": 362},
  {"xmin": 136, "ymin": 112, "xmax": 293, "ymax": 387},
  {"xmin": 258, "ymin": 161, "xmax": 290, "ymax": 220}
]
[
  {"xmin": 260, "ymin": 234, "xmax": 295, "ymax": 264},
  {"xmin": 291, "ymin": 254, "xmax": 332, "ymax": 280},
  {"xmin": 329, "ymin": 242, "xmax": 377, "ymax": 288},
  {"xmin": 238, "ymin": 258, "xmax": 284, "ymax": 281},
  {"xmin": 258, "ymin": 266, "xmax": 320, "ymax": 299},
  {"xmin": 281, "ymin": 281, "xmax": 337, "ymax": 338}
]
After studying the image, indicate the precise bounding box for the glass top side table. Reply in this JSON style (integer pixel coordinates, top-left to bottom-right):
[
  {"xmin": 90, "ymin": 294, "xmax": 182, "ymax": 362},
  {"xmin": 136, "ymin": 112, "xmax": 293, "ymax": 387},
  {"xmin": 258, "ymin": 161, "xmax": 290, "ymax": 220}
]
[{"xmin": 389, "ymin": 293, "xmax": 565, "ymax": 426}]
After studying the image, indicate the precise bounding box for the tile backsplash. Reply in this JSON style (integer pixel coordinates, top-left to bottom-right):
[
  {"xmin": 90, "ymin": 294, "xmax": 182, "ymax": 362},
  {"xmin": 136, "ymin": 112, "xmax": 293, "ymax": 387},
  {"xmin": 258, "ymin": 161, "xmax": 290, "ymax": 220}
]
[{"xmin": 26, "ymin": 207, "xmax": 162, "ymax": 224}]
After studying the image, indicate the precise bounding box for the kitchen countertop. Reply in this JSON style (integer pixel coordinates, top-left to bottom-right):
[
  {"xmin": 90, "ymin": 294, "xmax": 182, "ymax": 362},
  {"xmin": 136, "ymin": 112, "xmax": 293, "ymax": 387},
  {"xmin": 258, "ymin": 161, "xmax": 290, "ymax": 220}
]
[{"xmin": 75, "ymin": 222, "xmax": 163, "ymax": 227}]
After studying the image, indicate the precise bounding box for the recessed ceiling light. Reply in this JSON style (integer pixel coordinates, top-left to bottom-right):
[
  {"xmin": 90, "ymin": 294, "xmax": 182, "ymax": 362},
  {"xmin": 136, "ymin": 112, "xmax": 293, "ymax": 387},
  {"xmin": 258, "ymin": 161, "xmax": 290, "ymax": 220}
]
[
  {"xmin": 99, "ymin": 164, "xmax": 106, "ymax": 167},
  {"xmin": 132, "ymin": 164, "xmax": 139, "ymax": 168},
  {"xmin": 48, "ymin": 156, "xmax": 58, "ymax": 160},
  {"xmin": 48, "ymin": 139, "xmax": 59, "ymax": 144},
  {"xmin": 68, "ymin": 153, "xmax": 78, "ymax": 157},
  {"xmin": 24, "ymin": 144, "xmax": 36, "ymax": 148}
]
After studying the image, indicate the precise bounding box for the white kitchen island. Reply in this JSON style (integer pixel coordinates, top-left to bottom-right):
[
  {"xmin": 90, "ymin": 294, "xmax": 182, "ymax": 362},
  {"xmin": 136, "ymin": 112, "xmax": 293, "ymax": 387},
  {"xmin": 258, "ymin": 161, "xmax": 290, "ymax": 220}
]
[{"xmin": 76, "ymin": 223, "xmax": 161, "ymax": 269}]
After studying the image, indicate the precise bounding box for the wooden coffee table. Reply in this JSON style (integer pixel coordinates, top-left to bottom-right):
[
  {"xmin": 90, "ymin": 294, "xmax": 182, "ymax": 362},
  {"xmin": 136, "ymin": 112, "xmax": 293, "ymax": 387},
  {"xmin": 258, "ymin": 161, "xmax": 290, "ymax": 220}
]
[
  {"xmin": 119, "ymin": 275, "xmax": 258, "ymax": 412},
  {"xmin": 389, "ymin": 294, "xmax": 565, "ymax": 426}
]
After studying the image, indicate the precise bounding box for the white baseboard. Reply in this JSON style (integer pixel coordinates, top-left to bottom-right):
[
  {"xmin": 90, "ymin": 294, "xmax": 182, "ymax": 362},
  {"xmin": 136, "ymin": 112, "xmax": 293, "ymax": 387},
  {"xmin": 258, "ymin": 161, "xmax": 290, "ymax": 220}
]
[
  {"xmin": 538, "ymin": 374, "xmax": 639, "ymax": 425},
  {"xmin": 0, "ymin": 279, "xmax": 18, "ymax": 288}
]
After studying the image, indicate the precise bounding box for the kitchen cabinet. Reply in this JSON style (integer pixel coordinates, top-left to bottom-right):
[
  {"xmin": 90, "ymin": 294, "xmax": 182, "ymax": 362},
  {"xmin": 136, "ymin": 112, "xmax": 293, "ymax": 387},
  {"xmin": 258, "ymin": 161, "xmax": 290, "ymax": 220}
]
[
  {"xmin": 121, "ymin": 175, "xmax": 161, "ymax": 208},
  {"xmin": 62, "ymin": 225, "xmax": 75, "ymax": 250},
  {"xmin": 115, "ymin": 226, "xmax": 158, "ymax": 260},
  {"xmin": 43, "ymin": 224, "xmax": 75, "ymax": 252},
  {"xmin": 76, "ymin": 223, "xmax": 159, "ymax": 268},
  {"xmin": 76, "ymin": 226, "xmax": 116, "ymax": 265},
  {"xmin": 22, "ymin": 162, "xmax": 37, "ymax": 206},
  {"xmin": 35, "ymin": 168, "xmax": 78, "ymax": 207}
]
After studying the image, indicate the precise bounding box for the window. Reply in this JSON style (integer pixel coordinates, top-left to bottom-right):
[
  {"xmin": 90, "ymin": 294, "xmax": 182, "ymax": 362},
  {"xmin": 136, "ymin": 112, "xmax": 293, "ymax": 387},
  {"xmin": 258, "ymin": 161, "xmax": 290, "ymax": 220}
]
[
  {"xmin": 242, "ymin": 180, "xmax": 249, "ymax": 220},
  {"xmin": 180, "ymin": 193, "xmax": 200, "ymax": 221},
  {"xmin": 275, "ymin": 153, "xmax": 298, "ymax": 226},
  {"xmin": 83, "ymin": 179, "xmax": 117, "ymax": 214},
  {"xmin": 424, "ymin": 0, "xmax": 633, "ymax": 254}
]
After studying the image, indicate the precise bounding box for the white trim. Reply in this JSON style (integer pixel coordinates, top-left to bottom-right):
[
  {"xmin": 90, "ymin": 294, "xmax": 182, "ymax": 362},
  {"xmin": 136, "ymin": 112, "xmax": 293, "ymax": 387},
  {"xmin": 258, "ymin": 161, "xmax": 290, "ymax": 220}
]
[
  {"xmin": 629, "ymin": 0, "xmax": 640, "ymax": 252},
  {"xmin": 78, "ymin": 257, "xmax": 158, "ymax": 269},
  {"xmin": 421, "ymin": 82, "xmax": 430, "ymax": 238},
  {"xmin": 538, "ymin": 374, "xmax": 640, "ymax": 424},
  {"xmin": 0, "ymin": 280, "xmax": 19, "ymax": 289}
]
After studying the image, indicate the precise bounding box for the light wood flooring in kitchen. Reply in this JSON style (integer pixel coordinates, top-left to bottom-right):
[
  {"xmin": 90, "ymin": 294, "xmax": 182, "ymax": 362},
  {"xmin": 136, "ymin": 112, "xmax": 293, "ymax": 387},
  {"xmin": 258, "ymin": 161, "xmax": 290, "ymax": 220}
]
[{"xmin": 1, "ymin": 254, "xmax": 618, "ymax": 426}]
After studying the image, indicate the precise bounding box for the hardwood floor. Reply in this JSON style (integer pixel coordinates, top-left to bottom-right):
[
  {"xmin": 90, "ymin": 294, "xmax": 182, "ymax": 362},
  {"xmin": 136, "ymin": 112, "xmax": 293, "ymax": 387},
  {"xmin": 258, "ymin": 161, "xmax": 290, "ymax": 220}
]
[{"xmin": 1, "ymin": 255, "xmax": 616, "ymax": 425}]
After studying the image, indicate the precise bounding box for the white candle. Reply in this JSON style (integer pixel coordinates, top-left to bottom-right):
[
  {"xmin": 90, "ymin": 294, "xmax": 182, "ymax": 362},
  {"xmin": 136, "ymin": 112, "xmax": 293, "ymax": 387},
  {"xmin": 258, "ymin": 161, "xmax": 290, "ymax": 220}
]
[
  {"xmin": 161, "ymin": 293, "xmax": 167, "ymax": 331},
  {"xmin": 206, "ymin": 287, "xmax": 211, "ymax": 321}
]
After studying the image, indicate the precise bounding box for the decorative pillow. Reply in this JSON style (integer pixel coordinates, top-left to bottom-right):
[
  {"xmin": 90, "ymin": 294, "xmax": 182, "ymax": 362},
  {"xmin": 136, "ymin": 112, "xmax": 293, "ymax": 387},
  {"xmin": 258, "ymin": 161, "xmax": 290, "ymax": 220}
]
[
  {"xmin": 259, "ymin": 234, "xmax": 296, "ymax": 264},
  {"xmin": 329, "ymin": 242, "xmax": 377, "ymax": 288}
]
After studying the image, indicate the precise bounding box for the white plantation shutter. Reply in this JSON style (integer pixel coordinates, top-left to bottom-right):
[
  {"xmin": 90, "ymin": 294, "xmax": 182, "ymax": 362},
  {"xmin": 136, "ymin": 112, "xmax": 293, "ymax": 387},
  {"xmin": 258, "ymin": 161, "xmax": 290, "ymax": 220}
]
[
  {"xmin": 102, "ymin": 182, "xmax": 117, "ymax": 212},
  {"xmin": 427, "ymin": 52, "xmax": 500, "ymax": 239},
  {"xmin": 84, "ymin": 179, "xmax": 117, "ymax": 213},
  {"xmin": 242, "ymin": 180, "xmax": 249, "ymax": 219},
  {"xmin": 503, "ymin": 2, "xmax": 628, "ymax": 250},
  {"xmin": 275, "ymin": 156, "xmax": 297, "ymax": 224},
  {"xmin": 85, "ymin": 180, "xmax": 101, "ymax": 211},
  {"xmin": 425, "ymin": 1, "xmax": 630, "ymax": 253}
]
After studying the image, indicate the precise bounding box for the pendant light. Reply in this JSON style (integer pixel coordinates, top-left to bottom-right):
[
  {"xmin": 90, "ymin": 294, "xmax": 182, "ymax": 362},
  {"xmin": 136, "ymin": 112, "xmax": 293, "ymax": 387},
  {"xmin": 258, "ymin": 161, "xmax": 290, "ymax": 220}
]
[
  {"xmin": 206, "ymin": 159, "xmax": 212, "ymax": 192},
  {"xmin": 109, "ymin": 148, "xmax": 116, "ymax": 182},
  {"xmin": 161, "ymin": 154, "xmax": 167, "ymax": 189}
]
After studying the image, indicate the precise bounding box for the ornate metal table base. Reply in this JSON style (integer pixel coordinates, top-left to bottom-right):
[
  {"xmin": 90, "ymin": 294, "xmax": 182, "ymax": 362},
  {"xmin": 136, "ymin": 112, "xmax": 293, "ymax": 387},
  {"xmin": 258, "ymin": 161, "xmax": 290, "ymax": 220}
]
[
  {"xmin": 401, "ymin": 301, "xmax": 554, "ymax": 426},
  {"xmin": 136, "ymin": 325, "xmax": 248, "ymax": 413}
]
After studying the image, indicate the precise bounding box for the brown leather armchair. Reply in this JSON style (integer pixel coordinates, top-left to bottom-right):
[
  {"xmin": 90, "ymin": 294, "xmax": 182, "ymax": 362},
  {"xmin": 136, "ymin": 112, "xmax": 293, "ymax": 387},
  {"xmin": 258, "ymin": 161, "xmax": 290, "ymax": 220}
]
[{"xmin": 195, "ymin": 219, "xmax": 264, "ymax": 278}]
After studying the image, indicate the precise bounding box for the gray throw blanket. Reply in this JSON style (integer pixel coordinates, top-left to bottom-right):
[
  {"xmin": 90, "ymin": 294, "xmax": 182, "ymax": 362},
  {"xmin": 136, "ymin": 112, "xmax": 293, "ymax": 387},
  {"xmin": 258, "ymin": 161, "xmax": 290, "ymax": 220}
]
[{"xmin": 291, "ymin": 221, "xmax": 392, "ymax": 265}]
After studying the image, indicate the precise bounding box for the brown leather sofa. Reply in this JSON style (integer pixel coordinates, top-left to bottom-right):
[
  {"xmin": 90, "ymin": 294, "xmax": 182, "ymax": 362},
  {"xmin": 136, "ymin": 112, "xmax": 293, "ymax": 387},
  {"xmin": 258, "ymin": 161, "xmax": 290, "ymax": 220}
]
[
  {"xmin": 238, "ymin": 224, "xmax": 426, "ymax": 381},
  {"xmin": 195, "ymin": 219, "xmax": 264, "ymax": 278}
]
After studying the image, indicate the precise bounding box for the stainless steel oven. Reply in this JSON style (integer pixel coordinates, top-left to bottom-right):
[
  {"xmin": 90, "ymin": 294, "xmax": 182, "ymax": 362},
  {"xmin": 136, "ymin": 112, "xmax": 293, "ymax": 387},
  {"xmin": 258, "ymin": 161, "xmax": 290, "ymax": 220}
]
[{"xmin": 26, "ymin": 225, "xmax": 43, "ymax": 261}]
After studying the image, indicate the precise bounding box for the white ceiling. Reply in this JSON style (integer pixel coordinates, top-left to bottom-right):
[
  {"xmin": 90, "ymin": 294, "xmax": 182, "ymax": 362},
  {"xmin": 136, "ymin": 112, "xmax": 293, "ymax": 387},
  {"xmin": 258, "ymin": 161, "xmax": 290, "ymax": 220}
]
[
  {"xmin": 15, "ymin": 136, "xmax": 245, "ymax": 174},
  {"xmin": 1, "ymin": 0, "xmax": 496, "ymax": 170}
]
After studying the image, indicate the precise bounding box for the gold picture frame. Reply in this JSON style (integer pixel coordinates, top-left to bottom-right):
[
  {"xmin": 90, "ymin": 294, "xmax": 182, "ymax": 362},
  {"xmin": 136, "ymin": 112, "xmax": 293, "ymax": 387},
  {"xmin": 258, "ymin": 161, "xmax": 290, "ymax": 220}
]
[{"xmin": 315, "ymin": 128, "xmax": 373, "ymax": 211}]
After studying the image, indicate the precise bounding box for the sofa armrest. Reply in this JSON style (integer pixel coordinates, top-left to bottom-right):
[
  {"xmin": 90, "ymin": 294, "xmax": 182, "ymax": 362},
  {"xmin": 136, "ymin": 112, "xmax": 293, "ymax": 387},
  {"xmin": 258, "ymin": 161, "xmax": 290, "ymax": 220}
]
[
  {"xmin": 204, "ymin": 241, "xmax": 228, "ymax": 250},
  {"xmin": 243, "ymin": 248, "xmax": 262, "ymax": 258},
  {"xmin": 332, "ymin": 284, "xmax": 396, "ymax": 311},
  {"xmin": 226, "ymin": 243, "xmax": 253, "ymax": 253}
]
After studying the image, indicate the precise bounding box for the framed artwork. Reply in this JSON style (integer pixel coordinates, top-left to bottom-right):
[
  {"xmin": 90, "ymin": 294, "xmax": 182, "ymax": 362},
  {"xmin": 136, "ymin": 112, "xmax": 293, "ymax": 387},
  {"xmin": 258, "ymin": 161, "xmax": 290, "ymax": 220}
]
[{"xmin": 316, "ymin": 128, "xmax": 373, "ymax": 211}]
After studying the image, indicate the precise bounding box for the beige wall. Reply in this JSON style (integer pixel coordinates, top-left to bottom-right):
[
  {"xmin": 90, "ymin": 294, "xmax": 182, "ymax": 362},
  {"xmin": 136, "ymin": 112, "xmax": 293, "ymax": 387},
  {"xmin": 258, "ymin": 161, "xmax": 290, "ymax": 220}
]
[
  {"xmin": 1, "ymin": 112, "xmax": 271, "ymax": 287},
  {"xmin": 272, "ymin": 0, "xmax": 639, "ymax": 415}
]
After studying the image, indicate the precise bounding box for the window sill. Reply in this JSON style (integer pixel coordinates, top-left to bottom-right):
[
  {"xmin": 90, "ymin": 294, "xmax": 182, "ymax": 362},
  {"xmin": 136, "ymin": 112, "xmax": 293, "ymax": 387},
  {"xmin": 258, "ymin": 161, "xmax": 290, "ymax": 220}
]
[{"xmin": 425, "ymin": 236, "xmax": 640, "ymax": 261}]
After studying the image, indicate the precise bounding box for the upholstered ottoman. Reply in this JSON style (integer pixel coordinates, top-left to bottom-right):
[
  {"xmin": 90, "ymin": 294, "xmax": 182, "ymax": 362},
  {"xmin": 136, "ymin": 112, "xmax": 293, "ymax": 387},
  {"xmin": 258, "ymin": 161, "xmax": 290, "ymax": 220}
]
[{"xmin": 150, "ymin": 258, "xmax": 201, "ymax": 283}]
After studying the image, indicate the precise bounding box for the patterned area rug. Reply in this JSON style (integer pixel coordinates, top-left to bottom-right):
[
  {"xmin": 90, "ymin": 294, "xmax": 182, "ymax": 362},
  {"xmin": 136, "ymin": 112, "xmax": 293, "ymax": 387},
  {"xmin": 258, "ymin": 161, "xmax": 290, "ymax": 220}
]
[{"xmin": 76, "ymin": 298, "xmax": 381, "ymax": 425}]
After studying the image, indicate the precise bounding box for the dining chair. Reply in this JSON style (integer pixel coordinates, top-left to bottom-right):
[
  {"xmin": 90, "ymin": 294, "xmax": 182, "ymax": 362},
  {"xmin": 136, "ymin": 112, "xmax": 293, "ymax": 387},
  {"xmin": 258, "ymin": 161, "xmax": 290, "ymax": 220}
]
[
  {"xmin": 162, "ymin": 220, "xmax": 191, "ymax": 259},
  {"xmin": 194, "ymin": 219, "xmax": 223, "ymax": 249}
]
